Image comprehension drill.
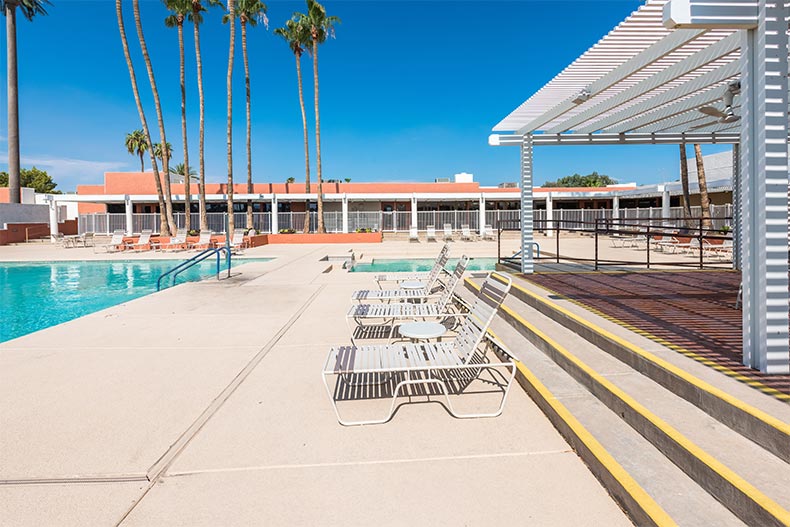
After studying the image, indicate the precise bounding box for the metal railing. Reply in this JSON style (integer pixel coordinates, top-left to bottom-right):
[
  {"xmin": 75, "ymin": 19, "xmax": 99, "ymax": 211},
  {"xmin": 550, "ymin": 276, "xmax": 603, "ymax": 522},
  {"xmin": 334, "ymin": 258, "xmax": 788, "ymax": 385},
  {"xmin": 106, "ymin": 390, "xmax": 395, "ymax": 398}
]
[
  {"xmin": 78, "ymin": 204, "xmax": 734, "ymax": 235},
  {"xmin": 156, "ymin": 246, "xmax": 231, "ymax": 291}
]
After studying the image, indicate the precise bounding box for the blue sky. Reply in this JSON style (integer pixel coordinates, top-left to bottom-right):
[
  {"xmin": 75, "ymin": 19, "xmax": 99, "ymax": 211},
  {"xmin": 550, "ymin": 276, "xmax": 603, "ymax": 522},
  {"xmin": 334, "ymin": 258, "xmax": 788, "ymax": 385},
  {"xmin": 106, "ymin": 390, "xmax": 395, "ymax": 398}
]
[{"xmin": 0, "ymin": 0, "xmax": 730, "ymax": 192}]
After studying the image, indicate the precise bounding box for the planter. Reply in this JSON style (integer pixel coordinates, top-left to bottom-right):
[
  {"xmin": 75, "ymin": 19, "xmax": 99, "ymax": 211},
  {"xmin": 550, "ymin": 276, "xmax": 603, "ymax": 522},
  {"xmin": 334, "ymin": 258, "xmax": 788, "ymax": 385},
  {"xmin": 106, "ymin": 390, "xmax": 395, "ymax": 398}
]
[{"xmin": 261, "ymin": 232, "xmax": 382, "ymax": 244}]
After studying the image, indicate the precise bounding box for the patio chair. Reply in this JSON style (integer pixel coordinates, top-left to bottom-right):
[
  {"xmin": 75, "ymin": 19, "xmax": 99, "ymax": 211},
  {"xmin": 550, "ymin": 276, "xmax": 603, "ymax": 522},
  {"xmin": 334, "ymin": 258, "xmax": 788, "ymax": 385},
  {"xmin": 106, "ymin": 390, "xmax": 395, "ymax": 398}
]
[
  {"xmin": 482, "ymin": 224, "xmax": 496, "ymax": 241},
  {"xmin": 222, "ymin": 228, "xmax": 247, "ymax": 253},
  {"xmin": 189, "ymin": 230, "xmax": 214, "ymax": 251},
  {"xmin": 50, "ymin": 233, "xmax": 66, "ymax": 247},
  {"xmin": 159, "ymin": 228, "xmax": 188, "ymax": 252},
  {"xmin": 376, "ymin": 243, "xmax": 450, "ymax": 285},
  {"xmin": 125, "ymin": 229, "xmax": 153, "ymax": 252},
  {"xmin": 409, "ymin": 225, "xmax": 419, "ymax": 243},
  {"xmin": 460, "ymin": 224, "xmax": 477, "ymax": 241},
  {"xmin": 354, "ymin": 249, "xmax": 450, "ymax": 302},
  {"xmin": 94, "ymin": 230, "xmax": 126, "ymax": 253},
  {"xmin": 426, "ymin": 225, "xmax": 437, "ymax": 242},
  {"xmin": 443, "ymin": 223, "xmax": 453, "ymax": 241},
  {"xmin": 348, "ymin": 256, "xmax": 470, "ymax": 343},
  {"xmin": 323, "ymin": 273, "xmax": 515, "ymax": 425}
]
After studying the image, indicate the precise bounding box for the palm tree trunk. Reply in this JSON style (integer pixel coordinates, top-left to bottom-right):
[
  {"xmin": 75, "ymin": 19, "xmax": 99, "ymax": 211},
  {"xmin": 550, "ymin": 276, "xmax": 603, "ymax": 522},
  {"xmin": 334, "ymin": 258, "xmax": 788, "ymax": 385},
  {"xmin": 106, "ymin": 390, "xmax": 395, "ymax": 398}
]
[
  {"xmin": 693, "ymin": 144, "xmax": 713, "ymax": 230},
  {"xmin": 679, "ymin": 144, "xmax": 692, "ymax": 228},
  {"xmin": 5, "ymin": 2, "xmax": 20, "ymax": 203},
  {"xmin": 226, "ymin": 0, "xmax": 235, "ymax": 234},
  {"xmin": 312, "ymin": 38, "xmax": 325, "ymax": 233},
  {"xmin": 193, "ymin": 9, "xmax": 208, "ymax": 232},
  {"xmin": 242, "ymin": 20, "xmax": 253, "ymax": 232},
  {"xmin": 295, "ymin": 52, "xmax": 311, "ymax": 234},
  {"xmin": 132, "ymin": 0, "xmax": 176, "ymax": 235},
  {"xmin": 138, "ymin": 151, "xmax": 145, "ymax": 171},
  {"xmin": 117, "ymin": 0, "xmax": 168, "ymax": 235},
  {"xmin": 178, "ymin": 21, "xmax": 191, "ymax": 233}
]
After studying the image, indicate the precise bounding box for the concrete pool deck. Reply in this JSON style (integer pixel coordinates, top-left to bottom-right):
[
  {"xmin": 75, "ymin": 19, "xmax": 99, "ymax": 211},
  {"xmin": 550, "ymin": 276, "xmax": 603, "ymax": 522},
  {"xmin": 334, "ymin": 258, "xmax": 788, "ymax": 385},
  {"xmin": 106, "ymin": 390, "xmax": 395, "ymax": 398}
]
[{"xmin": 0, "ymin": 241, "xmax": 633, "ymax": 526}]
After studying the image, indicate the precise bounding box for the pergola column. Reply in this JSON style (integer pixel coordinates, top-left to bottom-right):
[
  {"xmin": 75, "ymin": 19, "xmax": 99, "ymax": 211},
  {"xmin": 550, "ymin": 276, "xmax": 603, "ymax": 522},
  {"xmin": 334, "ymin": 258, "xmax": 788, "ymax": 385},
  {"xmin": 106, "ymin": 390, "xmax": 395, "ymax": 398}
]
[
  {"xmin": 48, "ymin": 196, "xmax": 59, "ymax": 238},
  {"xmin": 125, "ymin": 195, "xmax": 134, "ymax": 235},
  {"xmin": 545, "ymin": 192, "xmax": 554, "ymax": 237},
  {"xmin": 732, "ymin": 144, "xmax": 741, "ymax": 270},
  {"xmin": 271, "ymin": 195, "xmax": 278, "ymax": 234},
  {"xmin": 478, "ymin": 194, "xmax": 486, "ymax": 236},
  {"xmin": 520, "ymin": 134, "xmax": 534, "ymax": 273},
  {"xmin": 342, "ymin": 194, "xmax": 349, "ymax": 234},
  {"xmin": 612, "ymin": 195, "xmax": 620, "ymax": 221},
  {"xmin": 660, "ymin": 185, "xmax": 671, "ymax": 224},
  {"xmin": 740, "ymin": 5, "xmax": 790, "ymax": 374}
]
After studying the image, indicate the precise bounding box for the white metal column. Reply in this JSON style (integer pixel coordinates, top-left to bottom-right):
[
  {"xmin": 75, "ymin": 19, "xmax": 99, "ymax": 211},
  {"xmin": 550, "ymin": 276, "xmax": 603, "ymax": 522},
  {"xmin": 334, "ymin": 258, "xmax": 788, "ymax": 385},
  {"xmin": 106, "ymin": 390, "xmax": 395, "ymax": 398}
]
[
  {"xmin": 612, "ymin": 195, "xmax": 620, "ymax": 221},
  {"xmin": 732, "ymin": 144, "xmax": 741, "ymax": 270},
  {"xmin": 660, "ymin": 185, "xmax": 671, "ymax": 224},
  {"xmin": 342, "ymin": 194, "xmax": 349, "ymax": 233},
  {"xmin": 271, "ymin": 195, "xmax": 278, "ymax": 234},
  {"xmin": 479, "ymin": 194, "xmax": 485, "ymax": 236},
  {"xmin": 521, "ymin": 134, "xmax": 534, "ymax": 274},
  {"xmin": 411, "ymin": 195, "xmax": 418, "ymax": 229},
  {"xmin": 125, "ymin": 195, "xmax": 134, "ymax": 235},
  {"xmin": 546, "ymin": 192, "xmax": 554, "ymax": 237},
  {"xmin": 48, "ymin": 196, "xmax": 59, "ymax": 238},
  {"xmin": 740, "ymin": 5, "xmax": 790, "ymax": 374}
]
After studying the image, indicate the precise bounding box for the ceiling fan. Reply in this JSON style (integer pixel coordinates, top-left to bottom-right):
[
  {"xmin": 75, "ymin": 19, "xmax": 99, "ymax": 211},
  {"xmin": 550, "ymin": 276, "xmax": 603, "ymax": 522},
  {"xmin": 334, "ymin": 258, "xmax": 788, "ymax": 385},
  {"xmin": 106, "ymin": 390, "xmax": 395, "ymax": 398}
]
[{"xmin": 698, "ymin": 80, "xmax": 741, "ymax": 123}]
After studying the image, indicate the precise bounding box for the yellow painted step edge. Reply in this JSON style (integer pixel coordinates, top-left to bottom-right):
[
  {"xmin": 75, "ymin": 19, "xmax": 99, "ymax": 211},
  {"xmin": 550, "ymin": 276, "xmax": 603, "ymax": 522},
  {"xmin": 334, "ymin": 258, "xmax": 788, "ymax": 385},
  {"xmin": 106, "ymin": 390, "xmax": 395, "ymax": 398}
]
[
  {"xmin": 501, "ymin": 275, "xmax": 790, "ymax": 436},
  {"xmin": 471, "ymin": 276, "xmax": 790, "ymax": 525}
]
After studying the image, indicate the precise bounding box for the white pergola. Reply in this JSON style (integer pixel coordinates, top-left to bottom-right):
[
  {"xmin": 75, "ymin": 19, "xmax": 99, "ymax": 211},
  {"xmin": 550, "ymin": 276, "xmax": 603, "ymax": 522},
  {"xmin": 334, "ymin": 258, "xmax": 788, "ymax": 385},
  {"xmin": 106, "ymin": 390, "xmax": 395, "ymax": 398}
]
[{"xmin": 489, "ymin": 0, "xmax": 789, "ymax": 374}]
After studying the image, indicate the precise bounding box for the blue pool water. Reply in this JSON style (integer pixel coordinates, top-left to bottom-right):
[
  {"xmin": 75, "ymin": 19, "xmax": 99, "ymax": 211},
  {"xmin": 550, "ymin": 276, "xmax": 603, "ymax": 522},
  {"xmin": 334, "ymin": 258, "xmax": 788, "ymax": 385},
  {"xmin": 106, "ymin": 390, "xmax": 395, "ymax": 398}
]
[
  {"xmin": 0, "ymin": 258, "xmax": 272, "ymax": 343},
  {"xmin": 350, "ymin": 257, "xmax": 497, "ymax": 273}
]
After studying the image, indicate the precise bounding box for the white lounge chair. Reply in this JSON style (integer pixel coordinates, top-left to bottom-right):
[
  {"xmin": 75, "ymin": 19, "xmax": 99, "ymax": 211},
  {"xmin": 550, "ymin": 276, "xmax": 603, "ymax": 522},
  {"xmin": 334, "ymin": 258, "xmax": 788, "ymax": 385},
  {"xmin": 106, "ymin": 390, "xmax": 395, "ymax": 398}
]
[
  {"xmin": 222, "ymin": 228, "xmax": 247, "ymax": 253},
  {"xmin": 376, "ymin": 243, "xmax": 450, "ymax": 285},
  {"xmin": 323, "ymin": 273, "xmax": 515, "ymax": 425},
  {"xmin": 426, "ymin": 225, "xmax": 437, "ymax": 242},
  {"xmin": 160, "ymin": 228, "xmax": 188, "ymax": 252},
  {"xmin": 443, "ymin": 223, "xmax": 453, "ymax": 241},
  {"xmin": 409, "ymin": 225, "xmax": 419, "ymax": 243},
  {"xmin": 482, "ymin": 224, "xmax": 495, "ymax": 241},
  {"xmin": 94, "ymin": 230, "xmax": 126, "ymax": 253},
  {"xmin": 189, "ymin": 230, "xmax": 214, "ymax": 251},
  {"xmin": 353, "ymin": 249, "xmax": 450, "ymax": 302},
  {"xmin": 125, "ymin": 229, "xmax": 153, "ymax": 252},
  {"xmin": 348, "ymin": 256, "xmax": 470, "ymax": 343},
  {"xmin": 460, "ymin": 224, "xmax": 477, "ymax": 241}
]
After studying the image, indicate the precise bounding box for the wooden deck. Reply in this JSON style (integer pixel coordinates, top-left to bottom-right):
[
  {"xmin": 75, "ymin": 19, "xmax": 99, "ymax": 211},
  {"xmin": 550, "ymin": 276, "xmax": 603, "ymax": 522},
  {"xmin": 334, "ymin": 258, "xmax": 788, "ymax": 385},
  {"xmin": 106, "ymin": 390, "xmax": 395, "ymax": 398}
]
[{"xmin": 523, "ymin": 270, "xmax": 790, "ymax": 401}]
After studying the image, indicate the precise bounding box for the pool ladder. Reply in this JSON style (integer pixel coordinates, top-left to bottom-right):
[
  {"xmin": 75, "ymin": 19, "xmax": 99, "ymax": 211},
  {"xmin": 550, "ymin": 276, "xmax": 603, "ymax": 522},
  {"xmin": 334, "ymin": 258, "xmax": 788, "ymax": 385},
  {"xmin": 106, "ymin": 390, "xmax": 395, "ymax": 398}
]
[{"xmin": 156, "ymin": 247, "xmax": 231, "ymax": 291}]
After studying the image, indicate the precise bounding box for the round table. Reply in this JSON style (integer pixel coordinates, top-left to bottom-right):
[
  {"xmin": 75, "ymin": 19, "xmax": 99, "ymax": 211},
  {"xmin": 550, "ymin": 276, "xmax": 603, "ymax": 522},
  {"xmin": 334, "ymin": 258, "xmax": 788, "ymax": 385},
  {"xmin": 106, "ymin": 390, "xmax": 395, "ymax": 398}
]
[
  {"xmin": 398, "ymin": 321, "xmax": 447, "ymax": 342},
  {"xmin": 399, "ymin": 280, "xmax": 426, "ymax": 290}
]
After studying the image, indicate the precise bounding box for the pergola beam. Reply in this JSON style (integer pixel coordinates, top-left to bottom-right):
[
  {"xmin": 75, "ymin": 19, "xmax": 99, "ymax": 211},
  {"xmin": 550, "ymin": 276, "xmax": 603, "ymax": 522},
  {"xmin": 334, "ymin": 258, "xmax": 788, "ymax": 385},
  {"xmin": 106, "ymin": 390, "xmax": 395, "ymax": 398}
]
[
  {"xmin": 549, "ymin": 32, "xmax": 740, "ymax": 134},
  {"xmin": 514, "ymin": 28, "xmax": 706, "ymax": 135},
  {"xmin": 489, "ymin": 132, "xmax": 738, "ymax": 147}
]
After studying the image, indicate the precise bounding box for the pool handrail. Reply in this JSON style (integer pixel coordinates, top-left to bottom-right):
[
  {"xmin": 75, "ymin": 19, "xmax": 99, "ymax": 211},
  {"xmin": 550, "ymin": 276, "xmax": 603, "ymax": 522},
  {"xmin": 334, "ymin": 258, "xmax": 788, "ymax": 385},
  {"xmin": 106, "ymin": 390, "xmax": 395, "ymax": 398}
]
[{"xmin": 156, "ymin": 246, "xmax": 230, "ymax": 291}]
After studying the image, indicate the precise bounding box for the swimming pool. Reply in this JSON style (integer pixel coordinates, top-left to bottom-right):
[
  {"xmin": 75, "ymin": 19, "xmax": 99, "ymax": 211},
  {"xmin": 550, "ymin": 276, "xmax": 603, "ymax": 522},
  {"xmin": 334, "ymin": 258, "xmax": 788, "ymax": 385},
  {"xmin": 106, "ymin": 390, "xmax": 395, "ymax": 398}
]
[
  {"xmin": 350, "ymin": 257, "xmax": 497, "ymax": 273},
  {"xmin": 0, "ymin": 258, "xmax": 272, "ymax": 343}
]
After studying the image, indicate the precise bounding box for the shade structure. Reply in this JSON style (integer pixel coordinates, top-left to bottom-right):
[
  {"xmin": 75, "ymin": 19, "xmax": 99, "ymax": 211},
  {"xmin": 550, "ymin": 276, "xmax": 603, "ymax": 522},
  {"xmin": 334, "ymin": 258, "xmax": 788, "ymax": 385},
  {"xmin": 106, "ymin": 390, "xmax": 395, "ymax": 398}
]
[{"xmin": 490, "ymin": 0, "xmax": 789, "ymax": 374}]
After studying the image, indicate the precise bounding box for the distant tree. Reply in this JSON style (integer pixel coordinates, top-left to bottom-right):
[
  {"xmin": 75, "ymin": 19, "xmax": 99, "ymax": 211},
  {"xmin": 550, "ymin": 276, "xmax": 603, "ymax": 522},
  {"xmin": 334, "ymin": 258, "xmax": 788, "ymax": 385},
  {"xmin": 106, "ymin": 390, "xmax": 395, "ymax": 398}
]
[
  {"xmin": 693, "ymin": 144, "xmax": 712, "ymax": 230},
  {"xmin": 2, "ymin": 0, "xmax": 51, "ymax": 203},
  {"xmin": 125, "ymin": 129, "xmax": 149, "ymax": 171},
  {"xmin": 679, "ymin": 144, "xmax": 693, "ymax": 227},
  {"xmin": 542, "ymin": 171, "xmax": 617, "ymax": 188},
  {"xmin": 153, "ymin": 141, "xmax": 173, "ymax": 163},
  {"xmin": 169, "ymin": 163, "xmax": 197, "ymax": 178},
  {"xmin": 344, "ymin": 177, "xmax": 351, "ymax": 183},
  {"xmin": 286, "ymin": 176, "xmax": 295, "ymax": 183},
  {"xmin": 0, "ymin": 166, "xmax": 60, "ymax": 193}
]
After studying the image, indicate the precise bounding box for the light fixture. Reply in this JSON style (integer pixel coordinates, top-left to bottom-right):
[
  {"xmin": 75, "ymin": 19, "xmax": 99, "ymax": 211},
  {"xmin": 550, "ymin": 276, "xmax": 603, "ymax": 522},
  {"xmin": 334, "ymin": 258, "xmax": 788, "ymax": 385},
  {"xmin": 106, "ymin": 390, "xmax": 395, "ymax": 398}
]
[{"xmin": 572, "ymin": 88, "xmax": 591, "ymax": 105}]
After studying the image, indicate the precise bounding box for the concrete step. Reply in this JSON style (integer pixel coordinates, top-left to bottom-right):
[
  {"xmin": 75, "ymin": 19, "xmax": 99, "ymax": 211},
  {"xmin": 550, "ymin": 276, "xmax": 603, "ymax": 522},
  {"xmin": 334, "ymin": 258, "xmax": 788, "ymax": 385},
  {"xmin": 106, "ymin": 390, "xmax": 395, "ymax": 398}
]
[
  {"xmin": 462, "ymin": 275, "xmax": 790, "ymax": 527},
  {"xmin": 485, "ymin": 312, "xmax": 745, "ymax": 527}
]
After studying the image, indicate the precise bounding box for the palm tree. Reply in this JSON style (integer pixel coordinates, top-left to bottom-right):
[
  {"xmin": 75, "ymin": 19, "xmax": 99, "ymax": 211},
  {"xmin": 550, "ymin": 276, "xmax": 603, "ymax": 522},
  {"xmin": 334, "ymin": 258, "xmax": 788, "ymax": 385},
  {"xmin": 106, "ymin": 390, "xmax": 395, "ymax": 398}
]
[
  {"xmin": 165, "ymin": 0, "xmax": 193, "ymax": 231},
  {"xmin": 153, "ymin": 142, "xmax": 173, "ymax": 164},
  {"xmin": 297, "ymin": 0, "xmax": 340, "ymax": 233},
  {"xmin": 2, "ymin": 0, "xmax": 50, "ymax": 204},
  {"xmin": 170, "ymin": 163, "xmax": 197, "ymax": 178},
  {"xmin": 189, "ymin": 1, "xmax": 221, "ymax": 231},
  {"xmin": 679, "ymin": 144, "xmax": 693, "ymax": 228},
  {"xmin": 224, "ymin": 0, "xmax": 267, "ymax": 231},
  {"xmin": 225, "ymin": 0, "xmax": 236, "ymax": 233},
  {"xmin": 132, "ymin": 0, "xmax": 176, "ymax": 235},
  {"xmin": 117, "ymin": 0, "xmax": 169, "ymax": 235},
  {"xmin": 693, "ymin": 144, "xmax": 712, "ymax": 230},
  {"xmin": 274, "ymin": 18, "xmax": 311, "ymax": 233},
  {"xmin": 125, "ymin": 130, "xmax": 149, "ymax": 171}
]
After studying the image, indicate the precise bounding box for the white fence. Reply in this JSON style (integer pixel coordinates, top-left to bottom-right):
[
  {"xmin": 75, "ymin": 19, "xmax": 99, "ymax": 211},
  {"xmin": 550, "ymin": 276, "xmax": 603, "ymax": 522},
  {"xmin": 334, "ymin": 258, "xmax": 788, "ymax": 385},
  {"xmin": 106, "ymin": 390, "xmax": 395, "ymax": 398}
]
[{"xmin": 78, "ymin": 205, "xmax": 733, "ymax": 235}]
